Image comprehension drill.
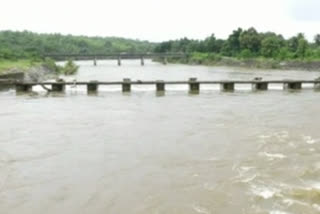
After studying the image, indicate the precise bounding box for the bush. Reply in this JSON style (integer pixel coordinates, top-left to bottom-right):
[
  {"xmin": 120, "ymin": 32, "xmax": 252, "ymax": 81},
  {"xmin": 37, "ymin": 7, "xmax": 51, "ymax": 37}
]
[
  {"xmin": 62, "ymin": 60, "xmax": 79, "ymax": 75},
  {"xmin": 238, "ymin": 49, "xmax": 253, "ymax": 59},
  {"xmin": 42, "ymin": 57, "xmax": 62, "ymax": 73}
]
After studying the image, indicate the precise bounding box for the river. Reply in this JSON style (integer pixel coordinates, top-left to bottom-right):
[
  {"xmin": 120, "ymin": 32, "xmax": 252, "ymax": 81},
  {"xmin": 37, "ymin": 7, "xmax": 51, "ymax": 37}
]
[{"xmin": 1, "ymin": 60, "xmax": 320, "ymax": 214}]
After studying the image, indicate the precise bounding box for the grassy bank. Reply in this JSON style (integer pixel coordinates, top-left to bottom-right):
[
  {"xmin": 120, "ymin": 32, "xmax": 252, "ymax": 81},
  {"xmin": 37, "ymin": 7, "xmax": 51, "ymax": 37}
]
[
  {"xmin": 166, "ymin": 53, "xmax": 320, "ymax": 71},
  {"xmin": 0, "ymin": 60, "xmax": 38, "ymax": 74},
  {"xmin": 0, "ymin": 58, "xmax": 79, "ymax": 76}
]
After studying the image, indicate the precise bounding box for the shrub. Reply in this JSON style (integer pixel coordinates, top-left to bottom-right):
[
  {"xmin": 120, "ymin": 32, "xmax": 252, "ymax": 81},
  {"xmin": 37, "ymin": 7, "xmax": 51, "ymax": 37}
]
[{"xmin": 62, "ymin": 60, "xmax": 79, "ymax": 75}]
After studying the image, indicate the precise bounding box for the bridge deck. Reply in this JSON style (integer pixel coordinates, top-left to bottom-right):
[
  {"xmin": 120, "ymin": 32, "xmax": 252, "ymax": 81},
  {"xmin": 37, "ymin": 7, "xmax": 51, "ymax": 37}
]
[
  {"xmin": 1, "ymin": 80, "xmax": 319, "ymax": 86},
  {"xmin": 44, "ymin": 53, "xmax": 187, "ymax": 60},
  {"xmin": 1, "ymin": 79, "xmax": 319, "ymax": 93}
]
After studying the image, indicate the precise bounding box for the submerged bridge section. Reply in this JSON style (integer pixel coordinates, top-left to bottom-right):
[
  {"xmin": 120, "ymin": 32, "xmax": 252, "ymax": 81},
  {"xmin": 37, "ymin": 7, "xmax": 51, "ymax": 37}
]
[
  {"xmin": 44, "ymin": 53, "xmax": 188, "ymax": 66},
  {"xmin": 1, "ymin": 78, "xmax": 320, "ymax": 94}
]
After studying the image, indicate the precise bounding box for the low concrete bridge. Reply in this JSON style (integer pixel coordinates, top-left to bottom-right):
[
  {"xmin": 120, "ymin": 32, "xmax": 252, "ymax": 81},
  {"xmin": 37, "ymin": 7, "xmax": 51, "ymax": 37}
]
[
  {"xmin": 43, "ymin": 53, "xmax": 188, "ymax": 66},
  {"xmin": 1, "ymin": 78, "xmax": 320, "ymax": 94}
]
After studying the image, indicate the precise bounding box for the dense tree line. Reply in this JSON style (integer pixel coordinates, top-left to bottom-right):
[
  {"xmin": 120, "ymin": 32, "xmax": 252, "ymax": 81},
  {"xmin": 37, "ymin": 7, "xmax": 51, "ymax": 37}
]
[
  {"xmin": 1, "ymin": 28, "xmax": 320, "ymax": 62},
  {"xmin": 154, "ymin": 27, "xmax": 320, "ymax": 60},
  {"xmin": 0, "ymin": 31, "xmax": 155, "ymax": 59}
]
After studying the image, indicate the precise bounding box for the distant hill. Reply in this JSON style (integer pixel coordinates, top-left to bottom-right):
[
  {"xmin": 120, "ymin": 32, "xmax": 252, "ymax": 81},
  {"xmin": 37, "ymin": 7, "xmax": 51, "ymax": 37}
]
[{"xmin": 0, "ymin": 30, "xmax": 156, "ymax": 59}]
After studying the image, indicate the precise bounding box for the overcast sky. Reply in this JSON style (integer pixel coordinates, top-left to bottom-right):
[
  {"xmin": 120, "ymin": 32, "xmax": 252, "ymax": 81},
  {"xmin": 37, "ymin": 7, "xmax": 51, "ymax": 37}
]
[{"xmin": 0, "ymin": 0, "xmax": 319, "ymax": 42}]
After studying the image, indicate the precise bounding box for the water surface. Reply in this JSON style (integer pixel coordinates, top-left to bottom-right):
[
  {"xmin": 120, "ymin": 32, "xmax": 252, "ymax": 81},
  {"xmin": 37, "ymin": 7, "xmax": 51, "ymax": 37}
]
[{"xmin": 1, "ymin": 60, "xmax": 320, "ymax": 214}]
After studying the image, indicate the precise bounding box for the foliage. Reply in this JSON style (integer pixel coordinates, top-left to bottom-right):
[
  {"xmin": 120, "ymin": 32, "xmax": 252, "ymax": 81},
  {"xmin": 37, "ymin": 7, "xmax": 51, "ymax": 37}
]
[
  {"xmin": 261, "ymin": 36, "xmax": 283, "ymax": 58},
  {"xmin": 0, "ymin": 30, "xmax": 155, "ymax": 60},
  {"xmin": 296, "ymin": 38, "xmax": 309, "ymax": 59},
  {"xmin": 315, "ymin": 34, "xmax": 320, "ymax": 46},
  {"xmin": 188, "ymin": 52, "xmax": 221, "ymax": 64},
  {"xmin": 154, "ymin": 27, "xmax": 320, "ymax": 61},
  {"xmin": 238, "ymin": 49, "xmax": 253, "ymax": 59},
  {"xmin": 239, "ymin": 27, "xmax": 262, "ymax": 54},
  {"xmin": 0, "ymin": 59, "xmax": 35, "ymax": 73},
  {"xmin": 221, "ymin": 28, "xmax": 243, "ymax": 56},
  {"xmin": 1, "ymin": 28, "xmax": 320, "ymax": 67},
  {"xmin": 42, "ymin": 57, "xmax": 62, "ymax": 73},
  {"xmin": 61, "ymin": 60, "xmax": 79, "ymax": 75}
]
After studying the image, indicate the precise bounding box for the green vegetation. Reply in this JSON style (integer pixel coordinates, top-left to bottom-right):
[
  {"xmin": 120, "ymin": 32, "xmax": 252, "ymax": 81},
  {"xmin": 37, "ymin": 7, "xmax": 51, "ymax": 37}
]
[
  {"xmin": 0, "ymin": 30, "xmax": 154, "ymax": 74},
  {"xmin": 42, "ymin": 58, "xmax": 61, "ymax": 73},
  {"xmin": 0, "ymin": 30, "xmax": 155, "ymax": 60},
  {"xmin": 154, "ymin": 27, "xmax": 320, "ymax": 67},
  {"xmin": 0, "ymin": 58, "xmax": 79, "ymax": 76},
  {"xmin": 41, "ymin": 58, "xmax": 79, "ymax": 75},
  {"xmin": 61, "ymin": 60, "xmax": 79, "ymax": 75},
  {"xmin": 1, "ymin": 28, "xmax": 320, "ymax": 72},
  {"xmin": 0, "ymin": 59, "xmax": 38, "ymax": 74}
]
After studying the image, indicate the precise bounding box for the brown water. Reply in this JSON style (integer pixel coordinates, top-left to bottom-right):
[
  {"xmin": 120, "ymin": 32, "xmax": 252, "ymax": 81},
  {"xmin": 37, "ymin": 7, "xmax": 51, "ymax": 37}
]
[{"xmin": 1, "ymin": 60, "xmax": 320, "ymax": 214}]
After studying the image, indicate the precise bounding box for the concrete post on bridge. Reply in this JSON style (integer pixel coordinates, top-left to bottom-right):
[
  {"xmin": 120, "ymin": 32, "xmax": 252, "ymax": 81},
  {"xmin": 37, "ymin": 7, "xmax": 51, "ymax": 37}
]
[
  {"xmin": 163, "ymin": 57, "xmax": 168, "ymax": 65},
  {"xmin": 284, "ymin": 82, "xmax": 302, "ymax": 90},
  {"xmin": 189, "ymin": 78, "xmax": 200, "ymax": 94},
  {"xmin": 315, "ymin": 77, "xmax": 320, "ymax": 90},
  {"xmin": 87, "ymin": 81, "xmax": 99, "ymax": 94},
  {"xmin": 118, "ymin": 56, "xmax": 122, "ymax": 66},
  {"xmin": 141, "ymin": 56, "xmax": 145, "ymax": 66},
  {"xmin": 220, "ymin": 82, "xmax": 235, "ymax": 92},
  {"xmin": 156, "ymin": 80, "xmax": 165, "ymax": 93},
  {"xmin": 51, "ymin": 79, "xmax": 65, "ymax": 92},
  {"xmin": 93, "ymin": 57, "xmax": 97, "ymax": 66},
  {"xmin": 16, "ymin": 83, "xmax": 32, "ymax": 93},
  {"xmin": 122, "ymin": 78, "xmax": 131, "ymax": 92},
  {"xmin": 252, "ymin": 77, "xmax": 268, "ymax": 91}
]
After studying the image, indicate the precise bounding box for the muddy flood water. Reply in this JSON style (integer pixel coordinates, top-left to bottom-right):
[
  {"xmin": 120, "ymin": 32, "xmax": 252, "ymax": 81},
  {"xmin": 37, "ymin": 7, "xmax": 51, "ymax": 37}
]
[{"xmin": 1, "ymin": 60, "xmax": 320, "ymax": 214}]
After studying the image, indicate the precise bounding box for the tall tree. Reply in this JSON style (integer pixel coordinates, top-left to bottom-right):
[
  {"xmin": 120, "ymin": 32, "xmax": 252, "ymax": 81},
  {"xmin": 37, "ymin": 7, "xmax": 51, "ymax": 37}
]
[
  {"xmin": 315, "ymin": 34, "xmax": 320, "ymax": 46},
  {"xmin": 287, "ymin": 33, "xmax": 305, "ymax": 53},
  {"xmin": 296, "ymin": 38, "xmax": 309, "ymax": 58},
  {"xmin": 221, "ymin": 28, "xmax": 243, "ymax": 56},
  {"xmin": 261, "ymin": 36, "xmax": 283, "ymax": 58},
  {"xmin": 239, "ymin": 27, "xmax": 262, "ymax": 54}
]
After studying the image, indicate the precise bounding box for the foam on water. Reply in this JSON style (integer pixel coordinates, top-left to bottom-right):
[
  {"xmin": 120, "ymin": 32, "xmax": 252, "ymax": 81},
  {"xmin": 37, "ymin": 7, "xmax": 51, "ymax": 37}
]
[
  {"xmin": 251, "ymin": 185, "xmax": 280, "ymax": 199},
  {"xmin": 192, "ymin": 204, "xmax": 211, "ymax": 214},
  {"xmin": 259, "ymin": 152, "xmax": 287, "ymax": 160},
  {"xmin": 270, "ymin": 211, "xmax": 292, "ymax": 214},
  {"xmin": 302, "ymin": 135, "xmax": 318, "ymax": 145}
]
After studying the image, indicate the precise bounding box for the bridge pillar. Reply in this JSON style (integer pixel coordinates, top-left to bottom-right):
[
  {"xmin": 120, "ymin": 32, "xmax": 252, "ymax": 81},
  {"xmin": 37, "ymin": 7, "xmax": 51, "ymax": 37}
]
[
  {"xmin": 189, "ymin": 78, "xmax": 199, "ymax": 94},
  {"xmin": 16, "ymin": 83, "xmax": 32, "ymax": 92},
  {"xmin": 122, "ymin": 78, "xmax": 131, "ymax": 92},
  {"xmin": 52, "ymin": 80, "xmax": 65, "ymax": 92},
  {"xmin": 118, "ymin": 57, "xmax": 122, "ymax": 66},
  {"xmin": 163, "ymin": 57, "xmax": 168, "ymax": 65},
  {"xmin": 221, "ymin": 82, "xmax": 235, "ymax": 91},
  {"xmin": 156, "ymin": 80, "xmax": 165, "ymax": 92},
  {"xmin": 87, "ymin": 81, "xmax": 99, "ymax": 93},
  {"xmin": 141, "ymin": 56, "xmax": 144, "ymax": 66},
  {"xmin": 252, "ymin": 78, "xmax": 268, "ymax": 91},
  {"xmin": 94, "ymin": 58, "xmax": 97, "ymax": 66},
  {"xmin": 284, "ymin": 82, "xmax": 302, "ymax": 90},
  {"xmin": 315, "ymin": 78, "xmax": 320, "ymax": 90},
  {"xmin": 252, "ymin": 82, "xmax": 268, "ymax": 91}
]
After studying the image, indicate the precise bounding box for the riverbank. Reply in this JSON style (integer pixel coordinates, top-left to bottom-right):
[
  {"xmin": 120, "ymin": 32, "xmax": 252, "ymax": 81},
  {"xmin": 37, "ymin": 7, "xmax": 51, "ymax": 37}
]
[
  {"xmin": 164, "ymin": 54, "xmax": 320, "ymax": 71},
  {"xmin": 0, "ymin": 60, "xmax": 38, "ymax": 74},
  {"xmin": 0, "ymin": 59, "xmax": 59, "ymax": 82},
  {"xmin": 0, "ymin": 59, "xmax": 79, "ymax": 82}
]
